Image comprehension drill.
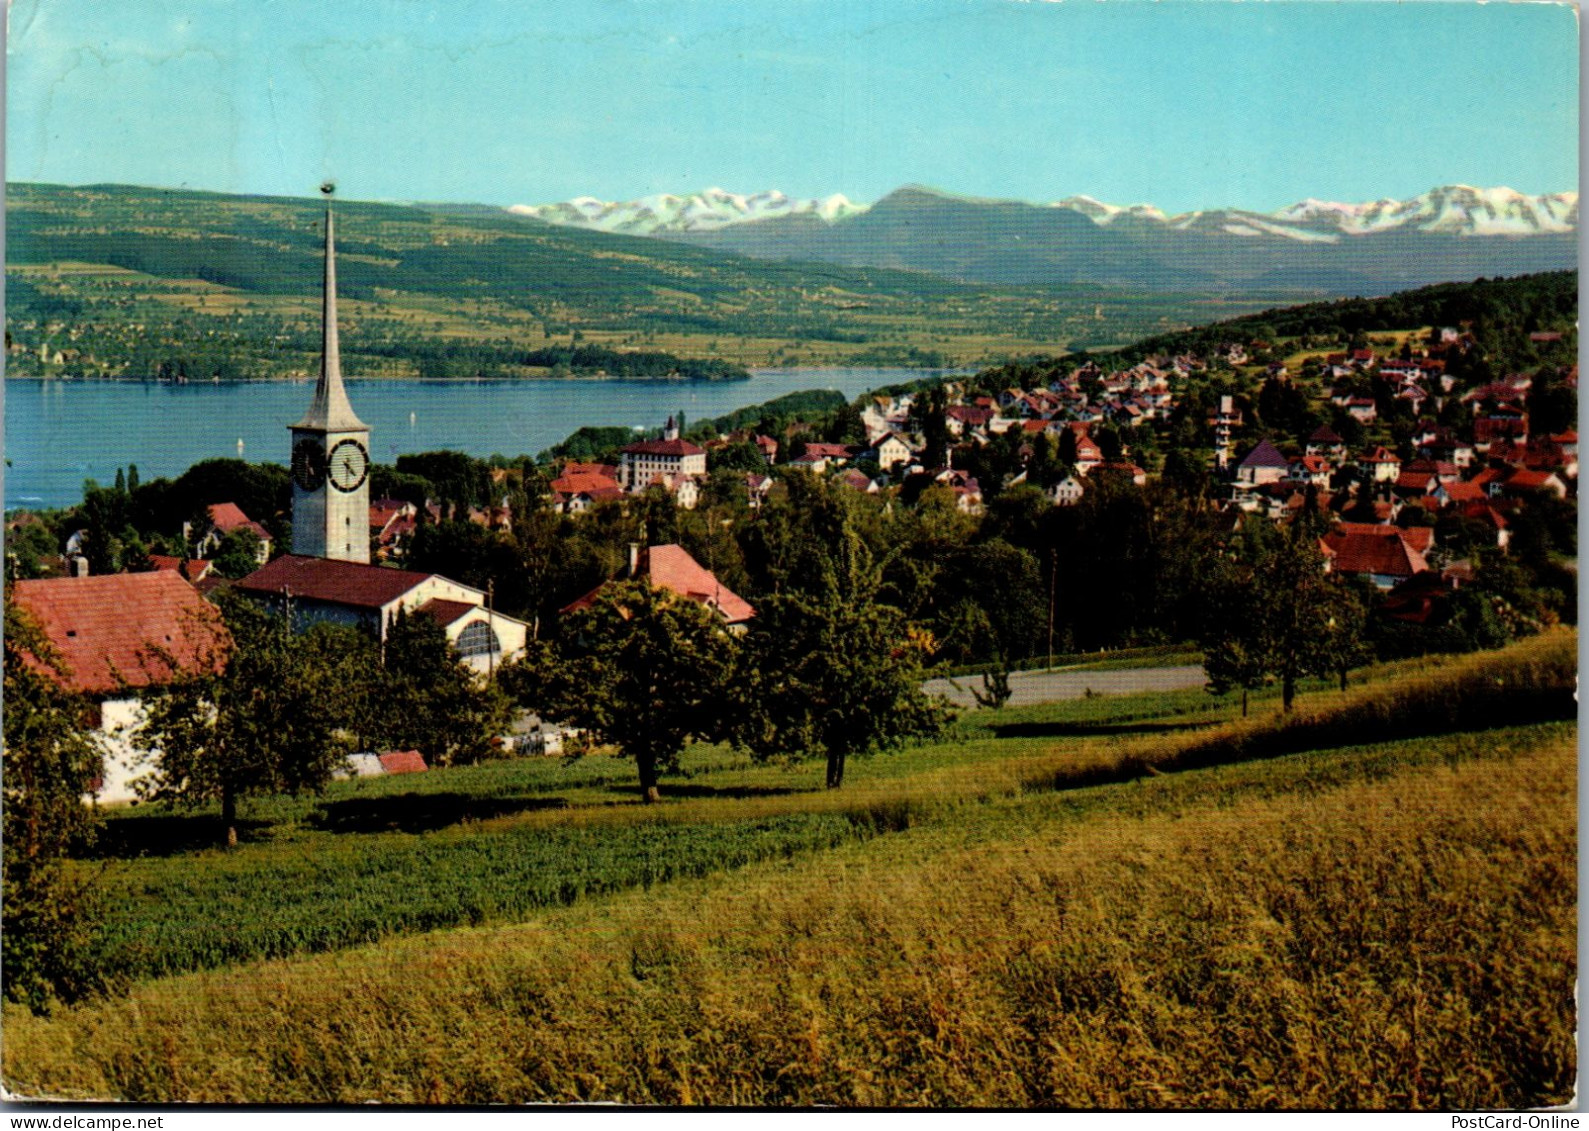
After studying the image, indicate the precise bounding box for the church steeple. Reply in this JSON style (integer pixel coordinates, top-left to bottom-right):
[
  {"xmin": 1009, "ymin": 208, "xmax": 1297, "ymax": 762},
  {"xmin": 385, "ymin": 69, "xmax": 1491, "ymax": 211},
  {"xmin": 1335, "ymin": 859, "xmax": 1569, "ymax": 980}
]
[
  {"xmin": 289, "ymin": 185, "xmax": 372, "ymax": 564},
  {"xmin": 294, "ymin": 196, "xmax": 366, "ymax": 431}
]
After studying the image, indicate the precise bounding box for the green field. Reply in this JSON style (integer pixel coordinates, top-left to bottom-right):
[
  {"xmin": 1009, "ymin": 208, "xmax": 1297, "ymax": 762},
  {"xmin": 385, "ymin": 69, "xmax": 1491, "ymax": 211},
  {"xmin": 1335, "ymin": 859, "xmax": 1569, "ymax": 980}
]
[{"xmin": 2, "ymin": 632, "xmax": 1576, "ymax": 1106}]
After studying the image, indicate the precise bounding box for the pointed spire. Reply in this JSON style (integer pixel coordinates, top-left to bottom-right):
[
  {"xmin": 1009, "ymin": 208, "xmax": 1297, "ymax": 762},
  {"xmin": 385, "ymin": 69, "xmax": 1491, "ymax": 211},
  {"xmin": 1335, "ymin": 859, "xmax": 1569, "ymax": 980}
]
[{"xmin": 295, "ymin": 199, "xmax": 367, "ymax": 431}]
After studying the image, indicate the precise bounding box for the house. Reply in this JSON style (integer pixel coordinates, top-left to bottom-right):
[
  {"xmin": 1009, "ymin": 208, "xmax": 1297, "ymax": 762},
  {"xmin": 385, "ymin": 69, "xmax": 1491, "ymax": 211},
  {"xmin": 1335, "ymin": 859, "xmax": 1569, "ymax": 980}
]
[
  {"xmin": 1287, "ymin": 455, "xmax": 1331, "ymax": 487},
  {"xmin": 836, "ymin": 468, "xmax": 881, "ymax": 494},
  {"xmin": 550, "ymin": 467, "xmax": 625, "ymax": 515},
  {"xmin": 562, "ymin": 543, "xmax": 755, "ymax": 630},
  {"xmin": 1364, "ymin": 447, "xmax": 1402, "ymax": 482},
  {"xmin": 617, "ymin": 436, "xmax": 707, "ymax": 491},
  {"xmin": 753, "ymin": 435, "xmax": 780, "ymax": 464},
  {"xmin": 744, "ymin": 472, "xmax": 774, "ymax": 509},
  {"xmin": 1321, "ymin": 526, "xmax": 1429, "ymax": 589},
  {"xmin": 802, "ymin": 442, "xmax": 858, "ymax": 466},
  {"xmin": 1235, "ymin": 439, "xmax": 1289, "ymax": 487},
  {"xmin": 1499, "ymin": 468, "xmax": 1568, "ymax": 499},
  {"xmin": 148, "ymin": 555, "xmax": 214, "ymax": 582},
  {"xmin": 1306, "ymin": 424, "xmax": 1346, "ymax": 461},
  {"xmin": 195, "ymin": 502, "xmax": 272, "ymax": 564},
  {"xmin": 11, "ymin": 572, "xmax": 231, "ymax": 804},
  {"xmin": 234, "ymin": 555, "xmax": 530, "ymax": 674},
  {"xmin": 1051, "ymin": 475, "xmax": 1084, "ymax": 506},
  {"xmin": 945, "ymin": 406, "xmax": 993, "ymax": 437},
  {"xmin": 1345, "ymin": 397, "xmax": 1378, "ymax": 423},
  {"xmin": 1095, "ymin": 461, "xmax": 1148, "ymax": 487},
  {"xmin": 875, "ymin": 432, "xmax": 914, "ymax": 472},
  {"xmin": 1473, "ymin": 406, "xmax": 1529, "ymax": 450},
  {"xmin": 787, "ymin": 452, "xmax": 830, "ymax": 476},
  {"xmin": 1072, "ymin": 434, "xmax": 1104, "ymax": 476}
]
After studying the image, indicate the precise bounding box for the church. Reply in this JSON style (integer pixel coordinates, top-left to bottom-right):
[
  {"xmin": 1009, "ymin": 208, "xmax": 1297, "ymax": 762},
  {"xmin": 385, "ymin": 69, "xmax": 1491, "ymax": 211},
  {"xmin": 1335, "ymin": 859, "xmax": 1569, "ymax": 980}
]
[{"xmin": 236, "ymin": 194, "xmax": 529, "ymax": 674}]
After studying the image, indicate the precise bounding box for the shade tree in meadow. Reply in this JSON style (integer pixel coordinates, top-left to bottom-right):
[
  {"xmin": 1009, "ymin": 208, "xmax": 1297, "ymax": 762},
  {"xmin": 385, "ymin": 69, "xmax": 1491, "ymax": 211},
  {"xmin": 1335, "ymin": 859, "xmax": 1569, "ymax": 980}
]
[{"xmin": 2, "ymin": 598, "xmax": 109, "ymax": 1010}]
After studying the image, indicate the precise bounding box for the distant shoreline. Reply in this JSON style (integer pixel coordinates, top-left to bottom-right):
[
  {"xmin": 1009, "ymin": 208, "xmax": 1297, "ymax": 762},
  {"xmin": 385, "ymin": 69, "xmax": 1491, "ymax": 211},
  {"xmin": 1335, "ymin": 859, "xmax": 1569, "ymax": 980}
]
[{"xmin": 3, "ymin": 364, "xmax": 967, "ymax": 385}]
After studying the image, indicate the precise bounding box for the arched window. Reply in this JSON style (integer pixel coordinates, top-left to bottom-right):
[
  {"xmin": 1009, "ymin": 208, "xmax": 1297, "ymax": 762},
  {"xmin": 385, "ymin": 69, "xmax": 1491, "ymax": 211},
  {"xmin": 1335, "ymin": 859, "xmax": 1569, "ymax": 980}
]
[{"xmin": 456, "ymin": 619, "xmax": 501, "ymax": 657}]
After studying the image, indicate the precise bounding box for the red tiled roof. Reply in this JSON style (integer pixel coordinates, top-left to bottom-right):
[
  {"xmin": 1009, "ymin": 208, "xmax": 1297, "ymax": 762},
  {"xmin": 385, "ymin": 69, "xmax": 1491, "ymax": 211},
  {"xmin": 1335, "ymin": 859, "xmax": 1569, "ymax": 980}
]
[
  {"xmin": 12, "ymin": 572, "xmax": 230, "ymax": 695},
  {"xmin": 1308, "ymin": 424, "xmax": 1344, "ymax": 444},
  {"xmin": 1334, "ymin": 522, "xmax": 1435, "ymax": 557},
  {"xmin": 561, "ymin": 543, "xmax": 755, "ymax": 624},
  {"xmin": 369, "ymin": 499, "xmax": 412, "ymax": 530},
  {"xmin": 1504, "ymin": 469, "xmax": 1561, "ymax": 491},
  {"xmin": 802, "ymin": 442, "xmax": 856, "ymax": 459},
  {"xmin": 1443, "ymin": 481, "xmax": 1485, "ymax": 504},
  {"xmin": 149, "ymin": 555, "xmax": 214, "ymax": 581},
  {"xmin": 562, "ymin": 462, "xmax": 619, "ymax": 479},
  {"xmin": 1395, "ymin": 472, "xmax": 1436, "ymax": 493},
  {"xmin": 378, "ymin": 750, "xmax": 428, "ymax": 774},
  {"xmin": 414, "ymin": 597, "xmax": 478, "ymax": 628},
  {"xmin": 551, "ymin": 470, "xmax": 622, "ymax": 495},
  {"xmin": 234, "ymin": 555, "xmax": 435, "ymax": 610},
  {"xmin": 1322, "ymin": 529, "xmax": 1427, "ymax": 579},
  {"xmin": 621, "ymin": 437, "xmax": 704, "ymax": 457},
  {"xmin": 207, "ymin": 502, "xmax": 254, "ymax": 531}
]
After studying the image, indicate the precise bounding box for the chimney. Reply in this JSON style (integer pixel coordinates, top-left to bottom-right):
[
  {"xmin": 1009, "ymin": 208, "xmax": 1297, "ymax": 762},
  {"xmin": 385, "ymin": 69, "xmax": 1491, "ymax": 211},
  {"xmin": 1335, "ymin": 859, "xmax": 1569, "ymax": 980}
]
[{"xmin": 627, "ymin": 542, "xmax": 641, "ymax": 578}]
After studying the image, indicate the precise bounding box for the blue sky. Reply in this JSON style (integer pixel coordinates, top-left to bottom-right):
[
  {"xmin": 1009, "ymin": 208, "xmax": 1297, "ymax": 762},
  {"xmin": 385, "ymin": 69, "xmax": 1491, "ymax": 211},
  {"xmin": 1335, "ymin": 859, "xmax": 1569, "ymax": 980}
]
[{"xmin": 6, "ymin": 0, "xmax": 1579, "ymax": 213}]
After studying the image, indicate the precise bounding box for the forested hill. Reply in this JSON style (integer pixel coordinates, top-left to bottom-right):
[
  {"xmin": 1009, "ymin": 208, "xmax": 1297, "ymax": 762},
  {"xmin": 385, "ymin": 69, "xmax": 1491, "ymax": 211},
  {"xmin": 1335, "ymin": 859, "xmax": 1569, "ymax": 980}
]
[
  {"xmin": 4, "ymin": 182, "xmax": 1284, "ymax": 375},
  {"xmin": 1104, "ymin": 271, "xmax": 1578, "ymax": 367}
]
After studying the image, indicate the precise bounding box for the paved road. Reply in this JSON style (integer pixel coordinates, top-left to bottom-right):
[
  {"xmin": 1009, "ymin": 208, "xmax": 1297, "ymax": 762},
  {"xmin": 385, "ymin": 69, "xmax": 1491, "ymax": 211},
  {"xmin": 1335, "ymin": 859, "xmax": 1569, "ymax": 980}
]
[{"xmin": 925, "ymin": 664, "xmax": 1207, "ymax": 709}]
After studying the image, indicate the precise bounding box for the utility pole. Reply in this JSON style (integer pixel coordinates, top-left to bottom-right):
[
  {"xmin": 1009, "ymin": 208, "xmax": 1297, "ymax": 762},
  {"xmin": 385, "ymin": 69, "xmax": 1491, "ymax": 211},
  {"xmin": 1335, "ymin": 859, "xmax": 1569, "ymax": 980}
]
[{"xmin": 1046, "ymin": 545, "xmax": 1057, "ymax": 671}]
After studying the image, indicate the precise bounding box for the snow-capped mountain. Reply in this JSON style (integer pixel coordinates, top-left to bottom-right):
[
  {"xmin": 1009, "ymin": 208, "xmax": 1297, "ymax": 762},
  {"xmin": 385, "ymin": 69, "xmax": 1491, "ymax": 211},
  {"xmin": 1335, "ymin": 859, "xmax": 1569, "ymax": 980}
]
[
  {"xmin": 1269, "ymin": 185, "xmax": 1578, "ymax": 237},
  {"xmin": 513, "ymin": 184, "xmax": 1576, "ymax": 242},
  {"xmin": 1045, "ymin": 185, "xmax": 1578, "ymax": 241},
  {"xmin": 1050, "ymin": 195, "xmax": 1168, "ymax": 225},
  {"xmin": 508, "ymin": 187, "xmax": 868, "ymax": 235},
  {"xmin": 509, "ymin": 183, "xmax": 1576, "ymax": 293}
]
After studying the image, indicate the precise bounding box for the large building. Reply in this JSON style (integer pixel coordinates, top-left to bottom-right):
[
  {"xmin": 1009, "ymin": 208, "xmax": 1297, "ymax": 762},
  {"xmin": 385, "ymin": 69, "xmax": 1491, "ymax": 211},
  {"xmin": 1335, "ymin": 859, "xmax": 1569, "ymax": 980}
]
[
  {"xmin": 618, "ymin": 437, "xmax": 707, "ymax": 492},
  {"xmin": 234, "ymin": 555, "xmax": 527, "ymax": 674},
  {"xmin": 237, "ymin": 194, "xmax": 529, "ymax": 670},
  {"xmin": 288, "ymin": 203, "xmax": 372, "ymax": 563}
]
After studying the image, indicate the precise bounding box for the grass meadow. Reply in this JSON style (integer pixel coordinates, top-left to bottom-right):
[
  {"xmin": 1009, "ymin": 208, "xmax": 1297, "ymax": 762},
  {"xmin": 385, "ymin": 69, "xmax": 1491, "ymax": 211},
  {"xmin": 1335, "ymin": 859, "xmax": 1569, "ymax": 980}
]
[{"xmin": 2, "ymin": 631, "xmax": 1576, "ymax": 1106}]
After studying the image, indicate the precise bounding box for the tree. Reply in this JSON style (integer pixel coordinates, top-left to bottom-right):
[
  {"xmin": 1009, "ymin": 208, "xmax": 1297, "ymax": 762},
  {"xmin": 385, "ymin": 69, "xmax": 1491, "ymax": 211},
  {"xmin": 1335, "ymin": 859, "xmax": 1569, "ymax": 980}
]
[
  {"xmin": 2, "ymin": 598, "xmax": 109, "ymax": 1010},
  {"xmin": 528, "ymin": 581, "xmax": 735, "ymax": 802},
  {"xmin": 135, "ymin": 593, "xmax": 366, "ymax": 845},
  {"xmin": 378, "ymin": 607, "xmax": 506, "ymax": 767},
  {"xmin": 735, "ymin": 509, "xmax": 948, "ymax": 789},
  {"xmin": 1197, "ymin": 521, "xmax": 1367, "ymax": 713},
  {"xmin": 211, "ymin": 527, "xmax": 263, "ymax": 579}
]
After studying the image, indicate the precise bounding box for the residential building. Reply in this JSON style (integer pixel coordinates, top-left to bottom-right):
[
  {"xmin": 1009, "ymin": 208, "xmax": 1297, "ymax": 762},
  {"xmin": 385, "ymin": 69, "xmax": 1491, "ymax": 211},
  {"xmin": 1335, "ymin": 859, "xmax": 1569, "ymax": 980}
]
[
  {"xmin": 12, "ymin": 572, "xmax": 231, "ymax": 804},
  {"xmin": 562, "ymin": 543, "xmax": 755, "ymax": 630}
]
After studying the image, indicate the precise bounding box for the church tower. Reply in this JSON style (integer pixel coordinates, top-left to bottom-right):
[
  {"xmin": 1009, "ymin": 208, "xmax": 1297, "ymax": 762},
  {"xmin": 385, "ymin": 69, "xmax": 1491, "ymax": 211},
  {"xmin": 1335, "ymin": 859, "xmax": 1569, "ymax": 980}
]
[{"xmin": 289, "ymin": 192, "xmax": 371, "ymax": 563}]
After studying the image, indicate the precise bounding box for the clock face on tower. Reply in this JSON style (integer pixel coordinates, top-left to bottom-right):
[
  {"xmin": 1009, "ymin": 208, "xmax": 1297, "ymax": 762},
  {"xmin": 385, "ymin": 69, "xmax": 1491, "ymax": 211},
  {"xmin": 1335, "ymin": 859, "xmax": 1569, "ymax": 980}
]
[
  {"xmin": 291, "ymin": 439, "xmax": 327, "ymax": 492},
  {"xmin": 327, "ymin": 438, "xmax": 370, "ymax": 493}
]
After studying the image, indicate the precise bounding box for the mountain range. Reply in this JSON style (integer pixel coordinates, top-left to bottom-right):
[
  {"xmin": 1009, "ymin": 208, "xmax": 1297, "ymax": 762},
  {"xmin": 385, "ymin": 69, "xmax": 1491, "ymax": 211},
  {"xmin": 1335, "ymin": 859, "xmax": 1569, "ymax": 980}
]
[{"xmin": 510, "ymin": 184, "xmax": 1579, "ymax": 293}]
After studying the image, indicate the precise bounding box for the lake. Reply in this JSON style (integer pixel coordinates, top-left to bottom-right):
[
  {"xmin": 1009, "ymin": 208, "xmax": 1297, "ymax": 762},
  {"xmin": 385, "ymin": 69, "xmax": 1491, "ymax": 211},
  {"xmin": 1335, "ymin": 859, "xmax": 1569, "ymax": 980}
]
[{"xmin": 3, "ymin": 368, "xmax": 949, "ymax": 511}]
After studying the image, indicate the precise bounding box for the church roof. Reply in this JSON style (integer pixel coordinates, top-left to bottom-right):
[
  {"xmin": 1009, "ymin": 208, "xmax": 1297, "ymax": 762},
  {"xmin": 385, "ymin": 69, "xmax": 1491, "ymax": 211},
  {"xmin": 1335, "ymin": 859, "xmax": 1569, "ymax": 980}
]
[
  {"xmin": 293, "ymin": 206, "xmax": 367, "ymax": 432},
  {"xmin": 235, "ymin": 555, "xmax": 434, "ymax": 610}
]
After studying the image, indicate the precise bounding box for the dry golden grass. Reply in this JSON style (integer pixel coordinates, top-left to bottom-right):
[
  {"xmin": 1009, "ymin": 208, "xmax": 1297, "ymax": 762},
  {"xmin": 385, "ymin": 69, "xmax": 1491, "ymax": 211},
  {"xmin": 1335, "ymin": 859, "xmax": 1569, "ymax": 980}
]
[{"xmin": 5, "ymin": 721, "xmax": 1574, "ymax": 1107}]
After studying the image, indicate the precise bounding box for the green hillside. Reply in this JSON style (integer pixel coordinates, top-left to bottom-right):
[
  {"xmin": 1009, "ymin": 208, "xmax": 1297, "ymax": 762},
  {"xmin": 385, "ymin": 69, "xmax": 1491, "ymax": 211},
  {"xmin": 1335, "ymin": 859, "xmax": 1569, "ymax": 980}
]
[
  {"xmin": 5, "ymin": 183, "xmax": 1283, "ymax": 376},
  {"xmin": 1, "ymin": 633, "xmax": 1574, "ymax": 1105}
]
